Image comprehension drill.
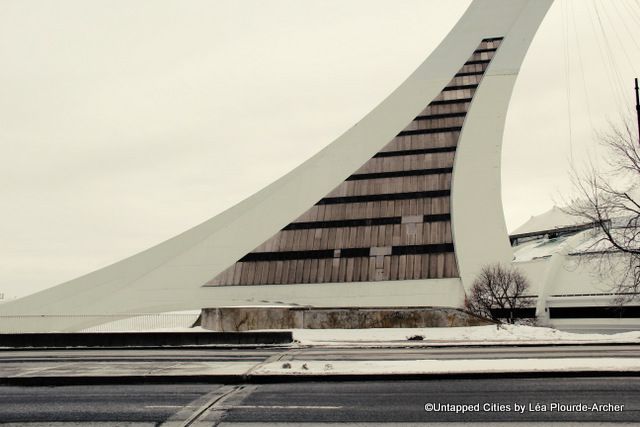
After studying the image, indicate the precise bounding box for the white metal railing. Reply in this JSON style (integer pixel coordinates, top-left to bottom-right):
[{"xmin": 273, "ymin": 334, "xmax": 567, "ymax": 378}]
[{"xmin": 0, "ymin": 312, "xmax": 201, "ymax": 333}]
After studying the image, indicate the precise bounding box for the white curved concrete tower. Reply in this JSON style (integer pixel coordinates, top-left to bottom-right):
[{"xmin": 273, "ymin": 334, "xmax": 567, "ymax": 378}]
[{"xmin": 0, "ymin": 0, "xmax": 554, "ymax": 332}]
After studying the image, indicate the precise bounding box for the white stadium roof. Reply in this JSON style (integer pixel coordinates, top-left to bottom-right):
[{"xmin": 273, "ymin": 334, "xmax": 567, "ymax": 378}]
[{"xmin": 511, "ymin": 206, "xmax": 591, "ymax": 236}]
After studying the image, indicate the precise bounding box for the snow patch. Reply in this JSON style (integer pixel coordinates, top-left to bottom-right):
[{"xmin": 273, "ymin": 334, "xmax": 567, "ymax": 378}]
[
  {"xmin": 291, "ymin": 325, "xmax": 640, "ymax": 346},
  {"xmin": 253, "ymin": 357, "xmax": 640, "ymax": 376}
]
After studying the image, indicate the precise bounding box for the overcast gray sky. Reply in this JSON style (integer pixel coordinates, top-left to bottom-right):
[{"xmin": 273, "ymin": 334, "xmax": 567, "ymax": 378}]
[{"xmin": 1, "ymin": 0, "xmax": 639, "ymax": 299}]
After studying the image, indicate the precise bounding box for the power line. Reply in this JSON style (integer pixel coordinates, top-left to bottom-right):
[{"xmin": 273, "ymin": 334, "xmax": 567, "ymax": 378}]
[
  {"xmin": 592, "ymin": 1, "xmax": 629, "ymax": 107},
  {"xmin": 561, "ymin": 0, "xmax": 574, "ymax": 161},
  {"xmin": 585, "ymin": 0, "xmax": 627, "ymax": 109},
  {"xmin": 600, "ymin": 0, "xmax": 639, "ymax": 76},
  {"xmin": 611, "ymin": 1, "xmax": 640, "ymax": 71},
  {"xmin": 627, "ymin": 0, "xmax": 640, "ymax": 26},
  {"xmin": 569, "ymin": 0, "xmax": 596, "ymax": 139}
]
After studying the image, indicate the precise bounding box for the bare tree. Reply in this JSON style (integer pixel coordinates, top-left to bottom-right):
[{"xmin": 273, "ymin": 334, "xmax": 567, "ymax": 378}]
[
  {"xmin": 464, "ymin": 263, "xmax": 534, "ymax": 324},
  {"xmin": 564, "ymin": 120, "xmax": 640, "ymax": 299}
]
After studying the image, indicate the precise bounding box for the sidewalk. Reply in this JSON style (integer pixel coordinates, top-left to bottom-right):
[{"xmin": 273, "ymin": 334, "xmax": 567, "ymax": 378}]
[
  {"xmin": 3, "ymin": 352, "xmax": 640, "ymax": 386},
  {"xmin": 2, "ymin": 325, "xmax": 640, "ymax": 385},
  {"xmin": 3, "ymin": 356, "xmax": 640, "ymax": 386}
]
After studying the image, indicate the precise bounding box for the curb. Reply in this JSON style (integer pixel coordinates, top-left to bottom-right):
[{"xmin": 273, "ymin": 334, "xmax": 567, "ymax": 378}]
[
  {"xmin": 298, "ymin": 342, "xmax": 640, "ymax": 349},
  {"xmin": 5, "ymin": 341, "xmax": 640, "ymax": 352},
  {"xmin": 0, "ymin": 344, "xmax": 292, "ymax": 352},
  {"xmin": 3, "ymin": 370, "xmax": 640, "ymax": 386}
]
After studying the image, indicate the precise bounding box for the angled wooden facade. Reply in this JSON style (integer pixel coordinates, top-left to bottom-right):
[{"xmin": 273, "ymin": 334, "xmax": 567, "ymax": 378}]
[{"xmin": 207, "ymin": 38, "xmax": 502, "ymax": 287}]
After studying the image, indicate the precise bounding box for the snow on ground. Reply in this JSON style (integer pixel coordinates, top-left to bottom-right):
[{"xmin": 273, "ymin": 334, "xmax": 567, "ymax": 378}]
[
  {"xmin": 512, "ymin": 235, "xmax": 569, "ymax": 261},
  {"xmin": 290, "ymin": 325, "xmax": 640, "ymax": 346},
  {"xmin": 253, "ymin": 357, "xmax": 640, "ymax": 376},
  {"xmin": 77, "ymin": 323, "xmax": 640, "ymax": 347}
]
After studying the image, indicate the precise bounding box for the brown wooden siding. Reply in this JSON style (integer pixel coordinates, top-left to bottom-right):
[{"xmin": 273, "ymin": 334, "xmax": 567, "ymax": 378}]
[{"xmin": 206, "ymin": 38, "xmax": 502, "ymax": 286}]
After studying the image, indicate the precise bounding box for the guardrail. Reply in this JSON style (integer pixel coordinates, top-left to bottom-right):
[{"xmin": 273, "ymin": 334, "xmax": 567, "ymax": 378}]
[{"xmin": 0, "ymin": 331, "xmax": 294, "ymax": 348}]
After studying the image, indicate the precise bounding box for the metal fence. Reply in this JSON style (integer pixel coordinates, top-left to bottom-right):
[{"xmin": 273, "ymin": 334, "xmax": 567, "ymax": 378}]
[{"xmin": 0, "ymin": 312, "xmax": 201, "ymax": 333}]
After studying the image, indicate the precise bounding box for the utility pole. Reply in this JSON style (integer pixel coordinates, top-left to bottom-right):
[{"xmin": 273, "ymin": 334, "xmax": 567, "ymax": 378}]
[{"xmin": 635, "ymin": 78, "xmax": 640, "ymax": 145}]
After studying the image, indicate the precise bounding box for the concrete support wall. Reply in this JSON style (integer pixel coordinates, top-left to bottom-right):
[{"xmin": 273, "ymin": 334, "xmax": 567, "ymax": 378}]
[{"xmin": 201, "ymin": 306, "xmax": 490, "ymax": 331}]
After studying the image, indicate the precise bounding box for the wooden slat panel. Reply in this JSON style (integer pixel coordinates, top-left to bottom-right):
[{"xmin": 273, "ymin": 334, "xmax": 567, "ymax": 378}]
[
  {"xmin": 353, "ymin": 257, "xmax": 361, "ymax": 281},
  {"xmin": 260, "ymin": 261, "xmax": 270, "ymax": 284},
  {"xmin": 398, "ymin": 255, "xmax": 407, "ymax": 280},
  {"xmin": 360, "ymin": 256, "xmax": 369, "ymax": 281},
  {"xmin": 422, "ymin": 254, "xmax": 431, "ymax": 278},
  {"xmin": 205, "ymin": 39, "xmax": 500, "ymax": 285},
  {"xmin": 287, "ymin": 259, "xmax": 296, "ymax": 283},
  {"xmin": 266, "ymin": 260, "xmax": 276, "ymax": 284},
  {"xmin": 330, "ymin": 258, "xmax": 340, "ymax": 282},
  {"xmin": 437, "ymin": 253, "xmax": 446, "ymax": 278},
  {"xmin": 368, "ymin": 256, "xmax": 376, "ymax": 281},
  {"xmin": 354, "ymin": 152, "xmax": 455, "ymax": 175},
  {"xmin": 300, "ymin": 259, "xmax": 309, "ymax": 283},
  {"xmin": 274, "ymin": 261, "xmax": 283, "ymax": 284},
  {"xmin": 406, "ymin": 254, "xmax": 415, "ymax": 279},
  {"xmin": 382, "ymin": 256, "xmax": 391, "ymax": 281},
  {"xmin": 325, "ymin": 258, "xmax": 334, "ymax": 282},
  {"xmin": 311, "ymin": 258, "xmax": 320, "ymax": 282},
  {"xmin": 338, "ymin": 258, "xmax": 347, "ymax": 282},
  {"xmin": 294, "ymin": 259, "xmax": 304, "ymax": 283},
  {"xmin": 345, "ymin": 258, "xmax": 355, "ymax": 282},
  {"xmin": 318, "ymin": 259, "xmax": 327, "ymax": 282},
  {"xmin": 246, "ymin": 262, "xmax": 256, "ymax": 285}
]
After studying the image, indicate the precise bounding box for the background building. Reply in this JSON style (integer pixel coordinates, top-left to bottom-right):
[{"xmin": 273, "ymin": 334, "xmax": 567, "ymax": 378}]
[
  {"xmin": 512, "ymin": 206, "xmax": 640, "ymax": 332},
  {"xmin": 0, "ymin": 0, "xmax": 554, "ymax": 332}
]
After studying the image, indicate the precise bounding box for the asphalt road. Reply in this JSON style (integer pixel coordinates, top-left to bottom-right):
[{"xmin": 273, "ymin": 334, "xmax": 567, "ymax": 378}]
[
  {"xmin": 1, "ymin": 346, "xmax": 639, "ymax": 425},
  {"xmin": 3, "ymin": 344, "xmax": 640, "ymax": 365},
  {"xmin": 0, "ymin": 383, "xmax": 217, "ymax": 425},
  {"xmin": 0, "ymin": 378, "xmax": 638, "ymax": 425}
]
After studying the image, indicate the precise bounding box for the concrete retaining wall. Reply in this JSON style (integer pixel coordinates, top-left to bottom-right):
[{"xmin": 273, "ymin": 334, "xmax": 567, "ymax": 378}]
[{"xmin": 201, "ymin": 307, "xmax": 490, "ymax": 331}]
